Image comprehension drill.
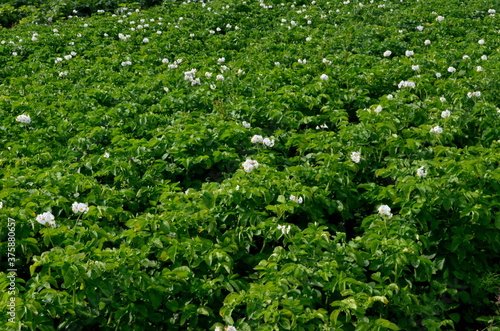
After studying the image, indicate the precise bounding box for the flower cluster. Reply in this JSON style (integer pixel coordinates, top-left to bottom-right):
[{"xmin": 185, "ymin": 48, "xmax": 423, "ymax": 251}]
[
  {"xmin": 378, "ymin": 205, "xmax": 393, "ymax": 218},
  {"xmin": 121, "ymin": 60, "xmax": 132, "ymax": 66},
  {"xmin": 374, "ymin": 105, "xmax": 383, "ymax": 113},
  {"xmin": 72, "ymin": 202, "xmax": 89, "ymax": 214},
  {"xmin": 441, "ymin": 110, "xmax": 451, "ymax": 118},
  {"xmin": 251, "ymin": 135, "xmax": 274, "ymax": 147},
  {"xmin": 430, "ymin": 125, "xmax": 443, "ymax": 134},
  {"xmin": 398, "ymin": 80, "xmax": 416, "ymax": 88},
  {"xmin": 118, "ymin": 33, "xmax": 131, "ymax": 40},
  {"xmin": 416, "ymin": 166, "xmax": 427, "ymax": 177},
  {"xmin": 242, "ymin": 121, "xmax": 251, "ymax": 128},
  {"xmin": 277, "ymin": 224, "xmax": 291, "ymax": 235},
  {"xmin": 36, "ymin": 212, "xmax": 56, "ymax": 227},
  {"xmin": 168, "ymin": 59, "xmax": 182, "ymax": 69},
  {"xmin": 350, "ymin": 151, "xmax": 361, "ymax": 163},
  {"xmin": 467, "ymin": 91, "xmax": 481, "ymax": 98},
  {"xmin": 16, "ymin": 114, "xmax": 31, "ymax": 124},
  {"xmin": 262, "ymin": 137, "xmax": 274, "ymax": 147},
  {"xmin": 184, "ymin": 69, "xmax": 201, "ymax": 86},
  {"xmin": 316, "ymin": 123, "xmax": 328, "ymax": 129},
  {"xmin": 290, "ymin": 195, "xmax": 303, "ymax": 204},
  {"xmin": 242, "ymin": 159, "xmax": 259, "ymax": 173},
  {"xmin": 250, "ymin": 134, "xmax": 263, "ymax": 143}
]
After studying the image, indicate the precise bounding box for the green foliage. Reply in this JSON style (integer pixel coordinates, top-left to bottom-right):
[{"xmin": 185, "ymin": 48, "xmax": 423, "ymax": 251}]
[{"xmin": 1, "ymin": 0, "xmax": 500, "ymax": 330}]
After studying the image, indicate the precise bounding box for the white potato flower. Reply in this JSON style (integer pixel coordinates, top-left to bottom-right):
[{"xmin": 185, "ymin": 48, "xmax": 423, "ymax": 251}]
[
  {"xmin": 251, "ymin": 135, "xmax": 263, "ymax": 143},
  {"xmin": 262, "ymin": 138, "xmax": 275, "ymax": 147},
  {"xmin": 277, "ymin": 224, "xmax": 291, "ymax": 235},
  {"xmin": 16, "ymin": 114, "xmax": 31, "ymax": 124},
  {"xmin": 350, "ymin": 151, "xmax": 361, "ymax": 163},
  {"xmin": 36, "ymin": 212, "xmax": 56, "ymax": 227},
  {"xmin": 378, "ymin": 205, "xmax": 393, "ymax": 218},
  {"xmin": 383, "ymin": 50, "xmax": 392, "ymax": 57},
  {"xmin": 441, "ymin": 110, "xmax": 451, "ymax": 118},
  {"xmin": 398, "ymin": 81, "xmax": 416, "ymax": 88},
  {"xmin": 72, "ymin": 202, "xmax": 89, "ymax": 214},
  {"xmin": 430, "ymin": 125, "xmax": 443, "ymax": 134},
  {"xmin": 416, "ymin": 166, "xmax": 427, "ymax": 177},
  {"xmin": 242, "ymin": 159, "xmax": 259, "ymax": 173},
  {"xmin": 320, "ymin": 74, "xmax": 329, "ymax": 81}
]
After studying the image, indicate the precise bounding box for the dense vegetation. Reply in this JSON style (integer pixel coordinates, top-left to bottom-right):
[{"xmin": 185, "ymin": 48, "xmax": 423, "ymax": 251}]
[{"xmin": 1, "ymin": 0, "xmax": 500, "ymax": 330}]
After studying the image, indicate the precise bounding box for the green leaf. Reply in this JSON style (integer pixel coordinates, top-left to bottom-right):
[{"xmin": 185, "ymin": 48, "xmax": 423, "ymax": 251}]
[
  {"xmin": 223, "ymin": 292, "xmax": 241, "ymax": 306},
  {"xmin": 201, "ymin": 191, "xmax": 214, "ymax": 209},
  {"xmin": 86, "ymin": 288, "xmax": 99, "ymax": 307},
  {"xmin": 166, "ymin": 300, "xmax": 179, "ymax": 312},
  {"xmin": 375, "ymin": 318, "xmax": 400, "ymax": 330}
]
